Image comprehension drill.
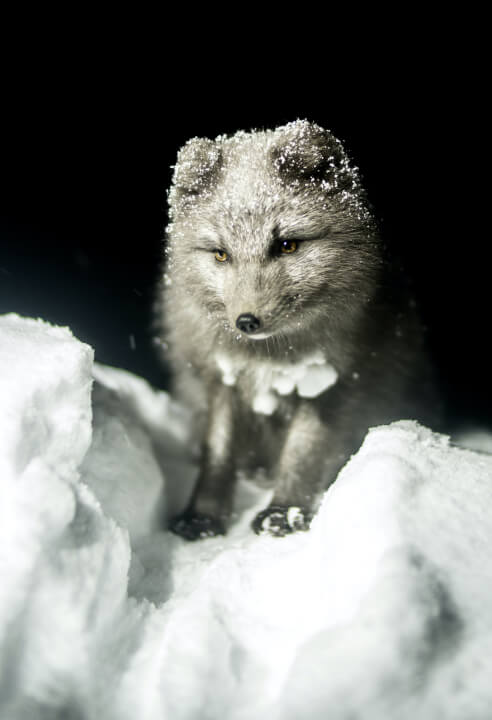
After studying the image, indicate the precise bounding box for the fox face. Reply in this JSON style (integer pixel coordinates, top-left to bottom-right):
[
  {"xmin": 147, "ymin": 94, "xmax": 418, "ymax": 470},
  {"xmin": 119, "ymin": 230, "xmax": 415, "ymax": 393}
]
[{"xmin": 165, "ymin": 120, "xmax": 381, "ymax": 350}]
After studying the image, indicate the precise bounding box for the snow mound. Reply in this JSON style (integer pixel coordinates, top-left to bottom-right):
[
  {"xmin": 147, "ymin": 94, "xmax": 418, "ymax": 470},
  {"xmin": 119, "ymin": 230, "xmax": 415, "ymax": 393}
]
[{"xmin": 1, "ymin": 312, "xmax": 492, "ymax": 720}]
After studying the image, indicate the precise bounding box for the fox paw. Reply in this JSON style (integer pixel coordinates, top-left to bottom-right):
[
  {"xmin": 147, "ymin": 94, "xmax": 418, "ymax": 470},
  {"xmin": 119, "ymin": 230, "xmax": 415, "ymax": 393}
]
[
  {"xmin": 252, "ymin": 505, "xmax": 312, "ymax": 537},
  {"xmin": 170, "ymin": 512, "xmax": 226, "ymax": 541}
]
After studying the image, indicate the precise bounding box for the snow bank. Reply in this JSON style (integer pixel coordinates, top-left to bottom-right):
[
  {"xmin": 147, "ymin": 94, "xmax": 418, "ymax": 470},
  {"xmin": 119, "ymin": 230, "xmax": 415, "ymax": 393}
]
[{"xmin": 1, "ymin": 313, "xmax": 492, "ymax": 720}]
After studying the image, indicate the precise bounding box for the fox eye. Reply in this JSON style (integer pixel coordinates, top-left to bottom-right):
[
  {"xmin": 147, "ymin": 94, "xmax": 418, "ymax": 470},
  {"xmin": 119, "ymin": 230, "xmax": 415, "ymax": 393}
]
[
  {"xmin": 214, "ymin": 249, "xmax": 228, "ymax": 262},
  {"xmin": 279, "ymin": 239, "xmax": 298, "ymax": 255}
]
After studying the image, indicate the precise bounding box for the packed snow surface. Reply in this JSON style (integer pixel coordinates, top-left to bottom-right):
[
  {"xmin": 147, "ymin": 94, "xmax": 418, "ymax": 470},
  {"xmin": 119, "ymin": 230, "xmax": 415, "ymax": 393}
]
[{"xmin": 1, "ymin": 313, "xmax": 492, "ymax": 720}]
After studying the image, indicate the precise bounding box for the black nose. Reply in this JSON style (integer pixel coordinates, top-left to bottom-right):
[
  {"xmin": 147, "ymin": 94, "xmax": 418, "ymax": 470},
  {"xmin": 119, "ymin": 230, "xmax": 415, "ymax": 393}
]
[{"xmin": 236, "ymin": 313, "xmax": 261, "ymax": 334}]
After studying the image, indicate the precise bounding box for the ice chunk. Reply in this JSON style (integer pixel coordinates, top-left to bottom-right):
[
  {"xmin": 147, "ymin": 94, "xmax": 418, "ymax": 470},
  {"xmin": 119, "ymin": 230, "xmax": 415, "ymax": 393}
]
[
  {"xmin": 0, "ymin": 314, "xmax": 132, "ymax": 719},
  {"xmin": 296, "ymin": 362, "xmax": 338, "ymax": 398},
  {"xmin": 216, "ymin": 353, "xmax": 238, "ymax": 386},
  {"xmin": 252, "ymin": 389, "xmax": 279, "ymax": 415},
  {"xmin": 0, "ymin": 313, "xmax": 93, "ymax": 480}
]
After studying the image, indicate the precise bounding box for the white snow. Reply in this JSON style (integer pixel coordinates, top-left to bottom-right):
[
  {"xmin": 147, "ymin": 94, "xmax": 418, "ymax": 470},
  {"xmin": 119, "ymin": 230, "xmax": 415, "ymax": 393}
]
[
  {"xmin": 216, "ymin": 353, "xmax": 238, "ymax": 386},
  {"xmin": 216, "ymin": 350, "xmax": 338, "ymax": 415},
  {"xmin": 1, "ymin": 312, "xmax": 492, "ymax": 719}
]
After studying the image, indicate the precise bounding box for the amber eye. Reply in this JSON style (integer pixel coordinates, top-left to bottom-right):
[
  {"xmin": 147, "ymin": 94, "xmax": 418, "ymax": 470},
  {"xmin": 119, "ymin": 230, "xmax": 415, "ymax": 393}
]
[
  {"xmin": 214, "ymin": 249, "xmax": 228, "ymax": 262},
  {"xmin": 280, "ymin": 239, "xmax": 298, "ymax": 254}
]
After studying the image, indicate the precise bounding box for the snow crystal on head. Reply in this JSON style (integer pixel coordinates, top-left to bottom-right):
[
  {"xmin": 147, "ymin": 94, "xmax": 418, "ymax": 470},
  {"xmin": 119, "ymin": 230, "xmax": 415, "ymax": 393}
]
[
  {"xmin": 167, "ymin": 137, "xmax": 223, "ymax": 220},
  {"xmin": 166, "ymin": 119, "xmax": 374, "ymax": 229},
  {"xmin": 270, "ymin": 120, "xmax": 351, "ymax": 186},
  {"xmin": 268, "ymin": 119, "xmax": 372, "ymax": 223}
]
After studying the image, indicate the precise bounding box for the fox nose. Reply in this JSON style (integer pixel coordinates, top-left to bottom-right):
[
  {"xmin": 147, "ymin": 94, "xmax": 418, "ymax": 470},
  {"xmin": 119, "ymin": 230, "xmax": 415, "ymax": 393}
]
[{"xmin": 236, "ymin": 313, "xmax": 261, "ymax": 334}]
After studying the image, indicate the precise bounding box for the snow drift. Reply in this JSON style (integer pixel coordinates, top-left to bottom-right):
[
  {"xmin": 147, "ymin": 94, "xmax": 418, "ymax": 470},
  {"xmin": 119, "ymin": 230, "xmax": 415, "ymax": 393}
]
[{"xmin": 1, "ymin": 313, "xmax": 492, "ymax": 720}]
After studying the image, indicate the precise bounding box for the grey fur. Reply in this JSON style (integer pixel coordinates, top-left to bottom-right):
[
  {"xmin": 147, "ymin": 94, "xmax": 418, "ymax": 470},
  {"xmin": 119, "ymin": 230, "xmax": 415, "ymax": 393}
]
[{"xmin": 156, "ymin": 120, "xmax": 441, "ymax": 539}]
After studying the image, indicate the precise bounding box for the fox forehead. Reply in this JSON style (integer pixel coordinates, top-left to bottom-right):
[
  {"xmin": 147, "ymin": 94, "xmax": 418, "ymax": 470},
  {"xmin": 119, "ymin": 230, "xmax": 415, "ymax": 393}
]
[{"xmin": 187, "ymin": 201, "xmax": 334, "ymax": 247}]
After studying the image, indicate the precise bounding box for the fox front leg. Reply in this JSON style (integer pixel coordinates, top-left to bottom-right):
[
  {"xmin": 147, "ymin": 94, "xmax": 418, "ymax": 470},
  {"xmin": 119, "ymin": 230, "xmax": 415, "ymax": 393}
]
[
  {"xmin": 252, "ymin": 402, "xmax": 345, "ymax": 537},
  {"xmin": 170, "ymin": 383, "xmax": 236, "ymax": 541}
]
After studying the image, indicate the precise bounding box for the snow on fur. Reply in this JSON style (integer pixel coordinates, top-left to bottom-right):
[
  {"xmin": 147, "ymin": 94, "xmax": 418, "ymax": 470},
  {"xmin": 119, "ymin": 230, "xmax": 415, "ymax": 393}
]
[{"xmin": 1, "ymin": 313, "xmax": 492, "ymax": 720}]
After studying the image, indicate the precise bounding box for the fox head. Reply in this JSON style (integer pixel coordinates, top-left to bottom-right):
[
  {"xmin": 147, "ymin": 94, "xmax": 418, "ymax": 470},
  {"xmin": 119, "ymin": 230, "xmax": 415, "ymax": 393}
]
[{"xmin": 165, "ymin": 120, "xmax": 381, "ymax": 349}]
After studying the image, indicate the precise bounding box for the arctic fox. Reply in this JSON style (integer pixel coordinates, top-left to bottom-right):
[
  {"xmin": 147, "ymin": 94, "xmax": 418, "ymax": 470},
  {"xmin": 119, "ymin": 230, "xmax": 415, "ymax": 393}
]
[{"xmin": 156, "ymin": 120, "xmax": 440, "ymax": 540}]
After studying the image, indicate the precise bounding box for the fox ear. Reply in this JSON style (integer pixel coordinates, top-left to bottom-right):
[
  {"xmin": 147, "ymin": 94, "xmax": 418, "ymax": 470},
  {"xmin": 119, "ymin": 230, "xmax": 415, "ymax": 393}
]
[
  {"xmin": 171, "ymin": 137, "xmax": 223, "ymax": 200},
  {"xmin": 269, "ymin": 120, "xmax": 351, "ymax": 190}
]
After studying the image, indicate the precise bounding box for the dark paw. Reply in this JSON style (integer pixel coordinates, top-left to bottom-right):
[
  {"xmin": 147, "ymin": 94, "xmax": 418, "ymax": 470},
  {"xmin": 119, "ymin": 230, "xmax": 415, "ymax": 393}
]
[
  {"xmin": 170, "ymin": 511, "xmax": 226, "ymax": 541},
  {"xmin": 252, "ymin": 505, "xmax": 313, "ymax": 537}
]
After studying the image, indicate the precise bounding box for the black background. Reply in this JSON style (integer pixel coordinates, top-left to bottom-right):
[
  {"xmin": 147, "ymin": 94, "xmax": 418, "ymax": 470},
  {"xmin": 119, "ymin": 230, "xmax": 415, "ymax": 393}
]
[{"xmin": 0, "ymin": 31, "xmax": 489, "ymax": 431}]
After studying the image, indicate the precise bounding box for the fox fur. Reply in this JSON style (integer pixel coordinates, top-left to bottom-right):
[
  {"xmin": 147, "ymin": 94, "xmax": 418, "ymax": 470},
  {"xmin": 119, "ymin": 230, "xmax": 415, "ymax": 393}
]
[{"xmin": 156, "ymin": 119, "xmax": 441, "ymax": 539}]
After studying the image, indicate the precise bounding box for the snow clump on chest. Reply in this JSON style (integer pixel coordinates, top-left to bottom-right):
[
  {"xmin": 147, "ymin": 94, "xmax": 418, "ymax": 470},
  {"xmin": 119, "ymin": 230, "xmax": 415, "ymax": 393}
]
[{"xmin": 216, "ymin": 351, "xmax": 338, "ymax": 415}]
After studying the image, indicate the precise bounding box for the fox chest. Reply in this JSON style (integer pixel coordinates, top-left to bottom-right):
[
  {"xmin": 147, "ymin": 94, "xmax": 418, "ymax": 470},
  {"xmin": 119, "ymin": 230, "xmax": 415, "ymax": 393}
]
[{"xmin": 215, "ymin": 351, "xmax": 338, "ymax": 416}]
